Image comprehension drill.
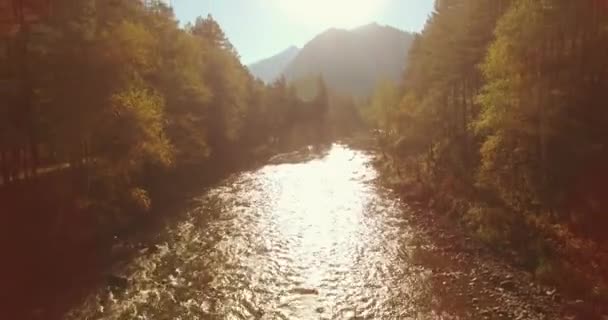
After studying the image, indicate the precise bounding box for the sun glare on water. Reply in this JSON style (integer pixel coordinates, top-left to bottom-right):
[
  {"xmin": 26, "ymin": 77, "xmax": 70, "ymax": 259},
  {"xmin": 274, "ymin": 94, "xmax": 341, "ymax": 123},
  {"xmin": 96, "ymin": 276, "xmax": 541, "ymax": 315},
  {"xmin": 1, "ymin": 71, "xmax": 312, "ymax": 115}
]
[{"xmin": 276, "ymin": 0, "xmax": 389, "ymax": 28}]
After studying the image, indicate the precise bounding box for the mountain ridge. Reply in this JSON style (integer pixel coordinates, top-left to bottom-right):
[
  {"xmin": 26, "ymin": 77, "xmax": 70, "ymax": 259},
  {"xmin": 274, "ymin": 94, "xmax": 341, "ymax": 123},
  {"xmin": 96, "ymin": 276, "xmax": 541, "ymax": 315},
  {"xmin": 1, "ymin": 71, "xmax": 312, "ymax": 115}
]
[
  {"xmin": 247, "ymin": 45, "xmax": 300, "ymax": 83},
  {"xmin": 248, "ymin": 23, "xmax": 414, "ymax": 97}
]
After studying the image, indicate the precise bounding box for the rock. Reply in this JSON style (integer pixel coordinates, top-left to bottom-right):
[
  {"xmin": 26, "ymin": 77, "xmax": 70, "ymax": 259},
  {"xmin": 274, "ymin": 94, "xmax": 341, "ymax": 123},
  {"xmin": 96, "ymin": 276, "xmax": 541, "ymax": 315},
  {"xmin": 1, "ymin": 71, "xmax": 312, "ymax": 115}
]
[
  {"xmin": 289, "ymin": 287, "xmax": 319, "ymax": 295},
  {"xmin": 316, "ymin": 307, "xmax": 325, "ymax": 313},
  {"xmin": 107, "ymin": 274, "xmax": 128, "ymax": 290},
  {"xmin": 480, "ymin": 309, "xmax": 492, "ymax": 316},
  {"xmin": 552, "ymin": 293, "xmax": 562, "ymax": 302},
  {"xmin": 533, "ymin": 304, "xmax": 545, "ymax": 314},
  {"xmin": 500, "ymin": 280, "xmax": 516, "ymax": 291},
  {"xmin": 565, "ymin": 300, "xmax": 597, "ymax": 319}
]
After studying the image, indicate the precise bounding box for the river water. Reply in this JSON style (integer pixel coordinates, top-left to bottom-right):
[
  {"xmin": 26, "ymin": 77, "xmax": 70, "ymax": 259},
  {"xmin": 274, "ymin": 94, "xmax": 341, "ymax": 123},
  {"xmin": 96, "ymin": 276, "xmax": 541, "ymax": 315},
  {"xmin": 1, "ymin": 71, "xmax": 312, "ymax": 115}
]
[{"xmin": 67, "ymin": 145, "xmax": 498, "ymax": 319}]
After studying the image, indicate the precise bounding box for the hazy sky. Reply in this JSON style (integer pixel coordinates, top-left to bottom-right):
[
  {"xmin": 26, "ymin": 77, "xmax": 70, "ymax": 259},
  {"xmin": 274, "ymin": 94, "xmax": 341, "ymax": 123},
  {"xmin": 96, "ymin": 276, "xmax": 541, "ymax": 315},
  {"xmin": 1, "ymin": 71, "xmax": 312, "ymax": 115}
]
[{"xmin": 173, "ymin": 0, "xmax": 435, "ymax": 64}]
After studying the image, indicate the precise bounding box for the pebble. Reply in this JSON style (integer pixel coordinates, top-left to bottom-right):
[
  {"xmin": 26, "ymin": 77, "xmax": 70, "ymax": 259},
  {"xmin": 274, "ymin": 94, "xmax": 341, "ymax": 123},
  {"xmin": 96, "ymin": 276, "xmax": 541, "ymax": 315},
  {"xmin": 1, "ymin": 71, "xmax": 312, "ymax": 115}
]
[{"xmin": 500, "ymin": 280, "xmax": 516, "ymax": 291}]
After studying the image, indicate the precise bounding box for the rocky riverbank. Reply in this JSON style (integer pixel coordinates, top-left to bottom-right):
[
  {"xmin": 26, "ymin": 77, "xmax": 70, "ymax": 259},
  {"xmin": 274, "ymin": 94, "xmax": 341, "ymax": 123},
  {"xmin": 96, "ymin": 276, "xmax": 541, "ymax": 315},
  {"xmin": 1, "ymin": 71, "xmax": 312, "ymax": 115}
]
[{"xmin": 373, "ymin": 153, "xmax": 608, "ymax": 320}]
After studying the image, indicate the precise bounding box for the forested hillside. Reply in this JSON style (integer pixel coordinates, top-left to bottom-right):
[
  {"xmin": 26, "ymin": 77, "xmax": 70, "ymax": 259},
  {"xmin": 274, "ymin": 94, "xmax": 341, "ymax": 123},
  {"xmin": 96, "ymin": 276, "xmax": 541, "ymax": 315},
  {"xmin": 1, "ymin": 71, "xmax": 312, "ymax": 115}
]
[
  {"xmin": 0, "ymin": 2, "xmax": 370, "ymax": 317},
  {"xmin": 369, "ymin": 0, "xmax": 608, "ymax": 302},
  {"xmin": 0, "ymin": 0, "xmax": 337, "ymax": 236},
  {"xmin": 4, "ymin": 0, "xmax": 608, "ymax": 318}
]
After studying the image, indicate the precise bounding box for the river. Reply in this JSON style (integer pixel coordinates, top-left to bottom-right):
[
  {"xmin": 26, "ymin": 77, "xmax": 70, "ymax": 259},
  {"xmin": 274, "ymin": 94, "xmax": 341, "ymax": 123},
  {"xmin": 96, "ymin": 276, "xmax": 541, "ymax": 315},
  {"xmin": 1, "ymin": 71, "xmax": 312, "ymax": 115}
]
[{"xmin": 68, "ymin": 144, "xmax": 558, "ymax": 320}]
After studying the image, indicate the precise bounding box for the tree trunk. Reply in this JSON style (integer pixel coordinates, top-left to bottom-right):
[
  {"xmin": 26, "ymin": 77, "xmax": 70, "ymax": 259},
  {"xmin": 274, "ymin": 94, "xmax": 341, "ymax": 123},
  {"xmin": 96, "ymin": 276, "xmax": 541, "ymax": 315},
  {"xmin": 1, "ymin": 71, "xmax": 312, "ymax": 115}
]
[
  {"xmin": 537, "ymin": 39, "xmax": 548, "ymax": 197},
  {"xmin": 17, "ymin": 1, "xmax": 35, "ymax": 181},
  {"xmin": 22, "ymin": 147, "xmax": 29, "ymax": 180},
  {"xmin": 20, "ymin": 147, "xmax": 28, "ymax": 181},
  {"xmin": 0, "ymin": 150, "xmax": 8, "ymax": 186},
  {"xmin": 29, "ymin": 140, "xmax": 38, "ymax": 178},
  {"xmin": 8, "ymin": 150, "xmax": 13, "ymax": 184},
  {"xmin": 461, "ymin": 80, "xmax": 469, "ymax": 170}
]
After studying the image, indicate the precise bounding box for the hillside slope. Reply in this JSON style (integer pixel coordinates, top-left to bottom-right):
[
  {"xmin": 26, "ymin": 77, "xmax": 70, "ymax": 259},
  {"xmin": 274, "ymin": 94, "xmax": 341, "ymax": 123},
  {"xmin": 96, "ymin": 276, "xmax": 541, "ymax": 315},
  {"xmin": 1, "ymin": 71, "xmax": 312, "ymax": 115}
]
[
  {"xmin": 247, "ymin": 46, "xmax": 300, "ymax": 83},
  {"xmin": 284, "ymin": 23, "xmax": 414, "ymax": 97}
]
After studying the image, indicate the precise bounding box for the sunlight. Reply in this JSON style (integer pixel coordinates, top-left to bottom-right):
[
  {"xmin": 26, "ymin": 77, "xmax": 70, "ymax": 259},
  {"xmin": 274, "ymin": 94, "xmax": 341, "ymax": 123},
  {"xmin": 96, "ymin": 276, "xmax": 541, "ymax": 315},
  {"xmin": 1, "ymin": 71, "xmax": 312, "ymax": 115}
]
[
  {"xmin": 267, "ymin": 146, "xmax": 373, "ymax": 288},
  {"xmin": 275, "ymin": 0, "xmax": 389, "ymax": 28}
]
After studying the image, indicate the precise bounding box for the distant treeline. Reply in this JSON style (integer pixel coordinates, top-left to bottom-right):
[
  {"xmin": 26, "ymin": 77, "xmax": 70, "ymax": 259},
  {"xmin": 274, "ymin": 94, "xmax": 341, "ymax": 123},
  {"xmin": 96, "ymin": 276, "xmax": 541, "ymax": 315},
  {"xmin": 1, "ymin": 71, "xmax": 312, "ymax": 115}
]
[
  {"xmin": 368, "ymin": 0, "xmax": 608, "ymax": 294},
  {"xmin": 0, "ymin": 0, "xmax": 362, "ymax": 230}
]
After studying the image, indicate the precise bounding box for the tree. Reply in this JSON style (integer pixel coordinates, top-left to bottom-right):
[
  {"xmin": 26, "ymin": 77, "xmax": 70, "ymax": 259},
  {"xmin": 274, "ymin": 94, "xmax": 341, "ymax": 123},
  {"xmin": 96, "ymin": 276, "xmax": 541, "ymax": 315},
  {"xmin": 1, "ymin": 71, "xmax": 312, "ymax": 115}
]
[{"xmin": 476, "ymin": 0, "xmax": 608, "ymax": 225}]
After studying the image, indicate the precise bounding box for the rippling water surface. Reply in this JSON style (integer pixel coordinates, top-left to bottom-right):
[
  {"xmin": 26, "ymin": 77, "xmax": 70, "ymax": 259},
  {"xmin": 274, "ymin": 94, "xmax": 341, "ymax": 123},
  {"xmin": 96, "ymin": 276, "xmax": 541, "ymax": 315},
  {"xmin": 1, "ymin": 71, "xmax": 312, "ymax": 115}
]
[{"xmin": 73, "ymin": 145, "xmax": 444, "ymax": 319}]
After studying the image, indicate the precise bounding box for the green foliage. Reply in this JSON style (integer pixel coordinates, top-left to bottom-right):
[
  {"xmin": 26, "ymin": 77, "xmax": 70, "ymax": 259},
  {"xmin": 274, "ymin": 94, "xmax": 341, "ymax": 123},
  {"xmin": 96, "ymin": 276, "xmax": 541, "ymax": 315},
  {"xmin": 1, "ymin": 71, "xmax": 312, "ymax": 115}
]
[
  {"xmin": 128, "ymin": 187, "xmax": 152, "ymax": 213},
  {"xmin": 106, "ymin": 85, "xmax": 172, "ymax": 171},
  {"xmin": 476, "ymin": 0, "xmax": 608, "ymax": 217},
  {"xmin": 364, "ymin": 80, "xmax": 400, "ymax": 130},
  {"xmin": 327, "ymin": 94, "xmax": 363, "ymax": 138},
  {"xmin": 465, "ymin": 204, "xmax": 515, "ymax": 246},
  {"xmin": 376, "ymin": 0, "xmax": 608, "ymax": 279},
  {"xmin": 0, "ymin": 0, "xmax": 338, "ymax": 230},
  {"xmin": 372, "ymin": 0, "xmax": 510, "ymax": 184}
]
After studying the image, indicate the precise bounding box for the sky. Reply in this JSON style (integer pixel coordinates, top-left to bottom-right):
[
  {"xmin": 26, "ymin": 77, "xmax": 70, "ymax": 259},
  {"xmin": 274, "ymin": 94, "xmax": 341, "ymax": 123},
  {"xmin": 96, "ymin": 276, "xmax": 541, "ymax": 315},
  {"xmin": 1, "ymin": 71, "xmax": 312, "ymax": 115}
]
[{"xmin": 172, "ymin": 0, "xmax": 435, "ymax": 65}]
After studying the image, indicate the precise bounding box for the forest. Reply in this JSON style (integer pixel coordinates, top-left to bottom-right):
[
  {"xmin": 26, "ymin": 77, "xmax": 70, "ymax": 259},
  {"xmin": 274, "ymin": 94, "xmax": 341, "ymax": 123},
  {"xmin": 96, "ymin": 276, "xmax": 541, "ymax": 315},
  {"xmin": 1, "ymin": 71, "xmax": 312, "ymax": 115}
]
[
  {"xmin": 367, "ymin": 0, "xmax": 608, "ymax": 303},
  {"xmin": 2, "ymin": 0, "xmax": 608, "ymax": 318},
  {"xmin": 0, "ymin": 0, "xmax": 364, "ymax": 234},
  {"xmin": 0, "ymin": 2, "xmax": 367, "ymax": 315}
]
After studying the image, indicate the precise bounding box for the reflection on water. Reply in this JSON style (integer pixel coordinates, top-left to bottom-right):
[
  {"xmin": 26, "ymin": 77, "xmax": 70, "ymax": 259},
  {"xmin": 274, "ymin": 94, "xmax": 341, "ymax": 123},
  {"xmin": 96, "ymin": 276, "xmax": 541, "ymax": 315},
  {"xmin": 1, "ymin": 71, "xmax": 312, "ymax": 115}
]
[{"xmin": 70, "ymin": 144, "xmax": 445, "ymax": 319}]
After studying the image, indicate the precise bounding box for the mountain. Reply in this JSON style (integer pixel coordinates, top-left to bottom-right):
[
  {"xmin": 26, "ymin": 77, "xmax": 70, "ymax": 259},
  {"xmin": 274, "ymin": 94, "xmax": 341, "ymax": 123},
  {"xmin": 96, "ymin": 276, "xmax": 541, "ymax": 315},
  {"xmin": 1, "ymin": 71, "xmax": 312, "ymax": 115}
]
[
  {"xmin": 284, "ymin": 23, "xmax": 414, "ymax": 97},
  {"xmin": 247, "ymin": 46, "xmax": 300, "ymax": 83}
]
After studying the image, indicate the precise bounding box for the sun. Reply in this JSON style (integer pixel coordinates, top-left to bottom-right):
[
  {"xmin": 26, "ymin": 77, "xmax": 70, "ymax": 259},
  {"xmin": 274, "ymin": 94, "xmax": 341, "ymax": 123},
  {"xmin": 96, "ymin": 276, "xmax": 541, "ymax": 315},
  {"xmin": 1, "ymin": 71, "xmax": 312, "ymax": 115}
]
[{"xmin": 276, "ymin": 0, "xmax": 388, "ymax": 29}]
